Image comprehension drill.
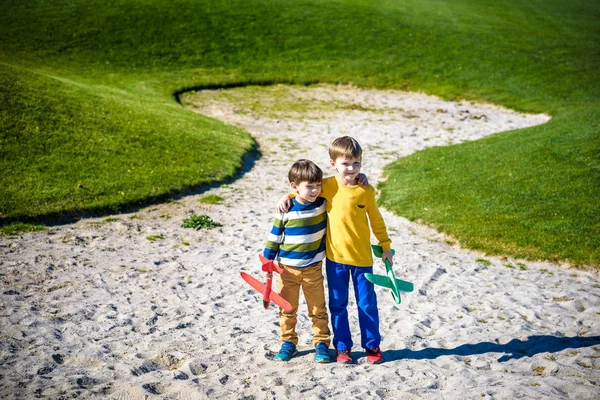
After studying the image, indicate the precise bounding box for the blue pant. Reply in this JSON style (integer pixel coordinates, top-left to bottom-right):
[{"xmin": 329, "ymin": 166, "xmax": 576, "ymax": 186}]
[{"xmin": 326, "ymin": 259, "xmax": 381, "ymax": 350}]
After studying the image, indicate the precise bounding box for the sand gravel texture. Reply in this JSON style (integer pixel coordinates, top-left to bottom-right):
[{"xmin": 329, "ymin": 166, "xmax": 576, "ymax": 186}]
[{"xmin": 1, "ymin": 85, "xmax": 599, "ymax": 399}]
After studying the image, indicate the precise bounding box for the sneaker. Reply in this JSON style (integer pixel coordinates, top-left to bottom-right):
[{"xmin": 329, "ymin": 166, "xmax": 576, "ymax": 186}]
[
  {"xmin": 275, "ymin": 341, "xmax": 297, "ymax": 361},
  {"xmin": 314, "ymin": 342, "xmax": 331, "ymax": 363},
  {"xmin": 366, "ymin": 346, "xmax": 383, "ymax": 364},
  {"xmin": 335, "ymin": 349, "xmax": 353, "ymax": 364}
]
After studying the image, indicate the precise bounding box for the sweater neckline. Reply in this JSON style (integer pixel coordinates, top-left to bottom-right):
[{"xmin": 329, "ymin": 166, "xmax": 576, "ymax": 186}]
[{"xmin": 335, "ymin": 175, "xmax": 361, "ymax": 189}]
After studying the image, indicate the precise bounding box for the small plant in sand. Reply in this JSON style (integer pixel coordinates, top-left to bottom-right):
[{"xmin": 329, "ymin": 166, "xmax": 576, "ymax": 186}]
[
  {"xmin": 199, "ymin": 194, "xmax": 224, "ymax": 205},
  {"xmin": 146, "ymin": 234, "xmax": 165, "ymax": 241},
  {"xmin": 182, "ymin": 214, "xmax": 222, "ymax": 230},
  {"xmin": 517, "ymin": 262, "xmax": 528, "ymax": 271},
  {"xmin": 476, "ymin": 258, "xmax": 492, "ymax": 267}
]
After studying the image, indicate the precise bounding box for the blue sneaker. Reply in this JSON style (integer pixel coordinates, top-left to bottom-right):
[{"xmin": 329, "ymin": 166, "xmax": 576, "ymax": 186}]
[
  {"xmin": 275, "ymin": 341, "xmax": 297, "ymax": 361},
  {"xmin": 315, "ymin": 342, "xmax": 331, "ymax": 363}
]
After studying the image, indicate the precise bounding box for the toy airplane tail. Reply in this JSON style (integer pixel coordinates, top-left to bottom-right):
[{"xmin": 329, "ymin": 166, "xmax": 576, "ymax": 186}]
[
  {"xmin": 365, "ymin": 245, "xmax": 414, "ymax": 304},
  {"xmin": 259, "ymin": 254, "xmax": 283, "ymax": 274},
  {"xmin": 240, "ymin": 254, "xmax": 293, "ymax": 312}
]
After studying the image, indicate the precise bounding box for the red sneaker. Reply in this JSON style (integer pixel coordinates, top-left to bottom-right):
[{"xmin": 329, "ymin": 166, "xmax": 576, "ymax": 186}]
[
  {"xmin": 336, "ymin": 349, "xmax": 353, "ymax": 364},
  {"xmin": 366, "ymin": 347, "xmax": 383, "ymax": 364}
]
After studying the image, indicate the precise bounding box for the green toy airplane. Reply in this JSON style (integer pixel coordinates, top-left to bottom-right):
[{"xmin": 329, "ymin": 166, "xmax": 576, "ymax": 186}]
[{"xmin": 365, "ymin": 245, "xmax": 414, "ymax": 304}]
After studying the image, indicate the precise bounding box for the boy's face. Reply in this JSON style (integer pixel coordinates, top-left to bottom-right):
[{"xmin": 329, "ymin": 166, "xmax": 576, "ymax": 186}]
[
  {"xmin": 331, "ymin": 155, "xmax": 361, "ymax": 185},
  {"xmin": 291, "ymin": 181, "xmax": 322, "ymax": 204}
]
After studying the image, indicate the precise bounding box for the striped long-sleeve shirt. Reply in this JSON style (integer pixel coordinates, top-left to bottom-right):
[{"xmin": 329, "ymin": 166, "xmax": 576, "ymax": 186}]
[{"xmin": 263, "ymin": 197, "xmax": 326, "ymax": 267}]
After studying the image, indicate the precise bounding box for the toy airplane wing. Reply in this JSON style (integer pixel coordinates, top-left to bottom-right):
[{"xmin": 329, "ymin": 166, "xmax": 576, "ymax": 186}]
[
  {"xmin": 240, "ymin": 272, "xmax": 293, "ymax": 312},
  {"xmin": 369, "ymin": 245, "xmax": 414, "ymax": 304},
  {"xmin": 366, "ymin": 271, "xmax": 403, "ymax": 304},
  {"xmin": 365, "ymin": 273, "xmax": 414, "ymax": 293}
]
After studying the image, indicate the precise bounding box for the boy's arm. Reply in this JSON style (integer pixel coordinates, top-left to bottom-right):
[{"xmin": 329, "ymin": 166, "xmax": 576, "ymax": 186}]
[
  {"xmin": 366, "ymin": 188, "xmax": 393, "ymax": 266},
  {"xmin": 263, "ymin": 214, "xmax": 285, "ymax": 260},
  {"xmin": 276, "ymin": 172, "xmax": 368, "ymax": 212}
]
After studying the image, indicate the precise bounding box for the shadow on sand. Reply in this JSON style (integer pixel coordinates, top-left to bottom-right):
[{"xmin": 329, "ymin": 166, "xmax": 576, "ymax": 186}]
[{"xmin": 383, "ymin": 335, "xmax": 600, "ymax": 363}]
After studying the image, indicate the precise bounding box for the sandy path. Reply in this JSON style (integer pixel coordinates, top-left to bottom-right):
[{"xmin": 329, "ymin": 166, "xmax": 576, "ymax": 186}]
[{"xmin": 1, "ymin": 85, "xmax": 599, "ymax": 399}]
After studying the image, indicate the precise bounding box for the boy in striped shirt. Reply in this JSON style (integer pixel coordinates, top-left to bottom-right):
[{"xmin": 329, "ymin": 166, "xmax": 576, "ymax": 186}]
[{"xmin": 263, "ymin": 159, "xmax": 331, "ymax": 363}]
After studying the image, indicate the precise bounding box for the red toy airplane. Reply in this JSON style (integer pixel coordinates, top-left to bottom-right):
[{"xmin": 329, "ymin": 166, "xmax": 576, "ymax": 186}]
[{"xmin": 240, "ymin": 255, "xmax": 293, "ymax": 312}]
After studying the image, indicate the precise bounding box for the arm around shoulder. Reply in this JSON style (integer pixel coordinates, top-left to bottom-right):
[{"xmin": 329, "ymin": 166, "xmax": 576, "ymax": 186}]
[{"xmin": 275, "ymin": 193, "xmax": 294, "ymax": 213}]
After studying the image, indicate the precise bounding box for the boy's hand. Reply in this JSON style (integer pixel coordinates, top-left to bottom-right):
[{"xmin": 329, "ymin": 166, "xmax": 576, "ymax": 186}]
[
  {"xmin": 357, "ymin": 173, "xmax": 369, "ymax": 187},
  {"xmin": 382, "ymin": 250, "xmax": 393, "ymax": 267},
  {"xmin": 276, "ymin": 194, "xmax": 292, "ymax": 213}
]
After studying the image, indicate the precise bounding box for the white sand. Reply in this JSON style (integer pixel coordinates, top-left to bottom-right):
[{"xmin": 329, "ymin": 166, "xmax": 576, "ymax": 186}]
[{"xmin": 1, "ymin": 85, "xmax": 599, "ymax": 399}]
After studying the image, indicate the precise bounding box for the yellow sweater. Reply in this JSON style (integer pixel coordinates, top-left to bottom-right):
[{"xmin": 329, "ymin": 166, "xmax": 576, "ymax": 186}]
[{"xmin": 320, "ymin": 176, "xmax": 391, "ymax": 267}]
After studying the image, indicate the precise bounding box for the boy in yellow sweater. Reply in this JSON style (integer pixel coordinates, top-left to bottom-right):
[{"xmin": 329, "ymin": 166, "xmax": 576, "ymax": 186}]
[{"xmin": 278, "ymin": 136, "xmax": 393, "ymax": 364}]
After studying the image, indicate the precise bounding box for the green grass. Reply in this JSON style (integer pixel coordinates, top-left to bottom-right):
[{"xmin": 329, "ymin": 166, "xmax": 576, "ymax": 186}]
[
  {"xmin": 1, "ymin": 0, "xmax": 598, "ymax": 266},
  {"xmin": 379, "ymin": 104, "xmax": 600, "ymax": 267},
  {"xmin": 0, "ymin": 62, "xmax": 253, "ymax": 220},
  {"xmin": 0, "ymin": 222, "xmax": 46, "ymax": 236},
  {"xmin": 199, "ymin": 194, "xmax": 225, "ymax": 205}
]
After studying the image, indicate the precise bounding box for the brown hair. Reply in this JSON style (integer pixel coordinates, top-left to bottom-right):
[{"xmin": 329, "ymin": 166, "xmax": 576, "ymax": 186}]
[
  {"xmin": 328, "ymin": 136, "xmax": 362, "ymax": 161},
  {"xmin": 288, "ymin": 159, "xmax": 323, "ymax": 184}
]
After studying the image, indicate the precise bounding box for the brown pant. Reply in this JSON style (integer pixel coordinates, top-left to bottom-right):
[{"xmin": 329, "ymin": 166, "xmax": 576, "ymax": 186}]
[{"xmin": 278, "ymin": 262, "xmax": 331, "ymax": 347}]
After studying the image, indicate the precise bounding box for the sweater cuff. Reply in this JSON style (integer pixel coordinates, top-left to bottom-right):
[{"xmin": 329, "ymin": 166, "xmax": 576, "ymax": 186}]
[{"xmin": 379, "ymin": 239, "xmax": 392, "ymax": 252}]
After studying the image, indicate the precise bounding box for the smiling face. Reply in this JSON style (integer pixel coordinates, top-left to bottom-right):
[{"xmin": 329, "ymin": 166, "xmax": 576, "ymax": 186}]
[
  {"xmin": 331, "ymin": 155, "xmax": 362, "ymax": 186},
  {"xmin": 291, "ymin": 181, "xmax": 322, "ymax": 204}
]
